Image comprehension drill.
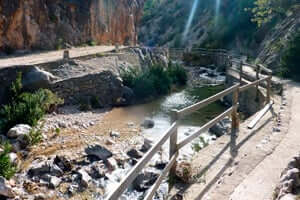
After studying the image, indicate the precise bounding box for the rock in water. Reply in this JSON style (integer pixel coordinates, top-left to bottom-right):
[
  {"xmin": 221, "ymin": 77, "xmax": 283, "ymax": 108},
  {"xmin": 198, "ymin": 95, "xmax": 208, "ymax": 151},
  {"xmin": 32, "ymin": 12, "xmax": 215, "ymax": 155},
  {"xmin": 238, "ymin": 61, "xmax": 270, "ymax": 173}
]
[
  {"xmin": 7, "ymin": 124, "xmax": 32, "ymax": 138},
  {"xmin": 0, "ymin": 176, "xmax": 14, "ymax": 198},
  {"xmin": 85, "ymin": 145, "xmax": 112, "ymax": 160},
  {"xmin": 141, "ymin": 118, "xmax": 155, "ymax": 129},
  {"xmin": 132, "ymin": 171, "xmax": 159, "ymax": 191}
]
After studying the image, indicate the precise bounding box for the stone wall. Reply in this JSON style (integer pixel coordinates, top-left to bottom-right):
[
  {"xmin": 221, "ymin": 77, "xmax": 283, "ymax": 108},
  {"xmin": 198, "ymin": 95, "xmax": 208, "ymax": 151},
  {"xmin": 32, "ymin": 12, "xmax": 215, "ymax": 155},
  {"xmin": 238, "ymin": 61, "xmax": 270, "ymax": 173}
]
[
  {"xmin": 51, "ymin": 71, "xmax": 124, "ymax": 106},
  {"xmin": 0, "ymin": 47, "xmax": 169, "ymax": 107}
]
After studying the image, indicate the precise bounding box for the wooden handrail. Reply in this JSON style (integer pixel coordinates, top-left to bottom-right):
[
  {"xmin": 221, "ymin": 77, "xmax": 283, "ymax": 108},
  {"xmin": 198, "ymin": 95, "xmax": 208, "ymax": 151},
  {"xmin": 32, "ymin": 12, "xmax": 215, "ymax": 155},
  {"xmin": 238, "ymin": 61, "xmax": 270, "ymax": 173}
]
[
  {"xmin": 176, "ymin": 84, "xmax": 240, "ymax": 119},
  {"xmin": 106, "ymin": 122, "xmax": 177, "ymax": 200},
  {"xmin": 106, "ymin": 47, "xmax": 274, "ymax": 200},
  {"xmin": 177, "ymin": 106, "xmax": 234, "ymax": 150},
  {"xmin": 239, "ymin": 76, "xmax": 271, "ymax": 92}
]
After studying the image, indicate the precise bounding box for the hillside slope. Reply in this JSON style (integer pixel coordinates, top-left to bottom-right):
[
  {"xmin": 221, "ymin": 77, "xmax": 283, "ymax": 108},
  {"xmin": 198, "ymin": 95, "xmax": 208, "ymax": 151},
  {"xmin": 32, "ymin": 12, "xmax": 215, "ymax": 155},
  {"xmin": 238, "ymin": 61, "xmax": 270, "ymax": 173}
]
[{"xmin": 139, "ymin": 0, "xmax": 300, "ymax": 70}]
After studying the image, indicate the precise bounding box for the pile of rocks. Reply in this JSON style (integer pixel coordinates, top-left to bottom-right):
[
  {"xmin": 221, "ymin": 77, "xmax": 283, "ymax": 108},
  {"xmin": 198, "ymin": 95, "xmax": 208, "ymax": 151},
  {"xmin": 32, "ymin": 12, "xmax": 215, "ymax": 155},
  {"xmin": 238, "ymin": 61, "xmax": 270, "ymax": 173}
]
[
  {"xmin": 274, "ymin": 154, "xmax": 300, "ymax": 200},
  {"xmin": 0, "ymin": 135, "xmax": 169, "ymax": 200}
]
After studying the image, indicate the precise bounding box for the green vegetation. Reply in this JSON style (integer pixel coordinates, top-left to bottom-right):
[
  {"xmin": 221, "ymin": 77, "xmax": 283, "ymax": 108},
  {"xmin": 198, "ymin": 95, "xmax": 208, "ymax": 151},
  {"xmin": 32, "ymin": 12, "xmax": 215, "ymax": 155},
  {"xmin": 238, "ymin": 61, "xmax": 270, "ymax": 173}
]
[
  {"xmin": 56, "ymin": 38, "xmax": 64, "ymax": 50},
  {"xmin": 0, "ymin": 142, "xmax": 16, "ymax": 179},
  {"xmin": 0, "ymin": 73, "xmax": 64, "ymax": 133},
  {"xmin": 192, "ymin": 136, "xmax": 209, "ymax": 152},
  {"xmin": 120, "ymin": 63, "xmax": 187, "ymax": 99},
  {"xmin": 251, "ymin": 0, "xmax": 294, "ymax": 27},
  {"xmin": 167, "ymin": 62, "xmax": 188, "ymax": 85},
  {"xmin": 27, "ymin": 127, "xmax": 43, "ymax": 146},
  {"xmin": 278, "ymin": 32, "xmax": 300, "ymax": 80}
]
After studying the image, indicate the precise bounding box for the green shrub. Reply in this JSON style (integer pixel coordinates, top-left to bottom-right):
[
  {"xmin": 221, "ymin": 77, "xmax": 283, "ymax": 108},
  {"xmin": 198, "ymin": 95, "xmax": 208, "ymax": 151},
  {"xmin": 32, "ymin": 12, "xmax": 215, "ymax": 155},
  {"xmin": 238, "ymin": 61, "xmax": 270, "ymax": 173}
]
[
  {"xmin": 27, "ymin": 127, "xmax": 43, "ymax": 145},
  {"xmin": 0, "ymin": 143, "xmax": 16, "ymax": 179},
  {"xmin": 133, "ymin": 73, "xmax": 156, "ymax": 99},
  {"xmin": 167, "ymin": 63, "xmax": 188, "ymax": 85},
  {"xmin": 0, "ymin": 74, "xmax": 63, "ymax": 133},
  {"xmin": 148, "ymin": 65, "xmax": 171, "ymax": 95},
  {"xmin": 120, "ymin": 65, "xmax": 171, "ymax": 99},
  {"xmin": 120, "ymin": 64, "xmax": 187, "ymax": 100},
  {"xmin": 279, "ymin": 33, "xmax": 300, "ymax": 80}
]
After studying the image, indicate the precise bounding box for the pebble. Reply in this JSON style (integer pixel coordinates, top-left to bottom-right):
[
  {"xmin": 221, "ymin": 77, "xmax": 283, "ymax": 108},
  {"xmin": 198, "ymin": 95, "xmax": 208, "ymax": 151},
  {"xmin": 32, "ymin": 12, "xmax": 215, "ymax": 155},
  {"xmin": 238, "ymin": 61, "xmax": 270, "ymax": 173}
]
[{"xmin": 110, "ymin": 131, "xmax": 120, "ymax": 138}]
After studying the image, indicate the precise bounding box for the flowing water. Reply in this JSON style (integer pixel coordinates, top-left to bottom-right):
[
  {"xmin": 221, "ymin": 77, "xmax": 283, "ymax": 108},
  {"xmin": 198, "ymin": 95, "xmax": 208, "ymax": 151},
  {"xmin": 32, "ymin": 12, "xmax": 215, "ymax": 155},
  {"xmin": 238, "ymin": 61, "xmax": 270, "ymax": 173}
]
[{"xmin": 101, "ymin": 84, "xmax": 227, "ymax": 200}]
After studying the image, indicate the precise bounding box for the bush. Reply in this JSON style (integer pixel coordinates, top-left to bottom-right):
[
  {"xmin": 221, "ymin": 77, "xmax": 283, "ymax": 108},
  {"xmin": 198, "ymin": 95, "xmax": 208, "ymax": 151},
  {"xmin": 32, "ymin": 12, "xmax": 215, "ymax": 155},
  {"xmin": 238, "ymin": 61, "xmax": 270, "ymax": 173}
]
[
  {"xmin": 167, "ymin": 63, "xmax": 188, "ymax": 85},
  {"xmin": 148, "ymin": 65, "xmax": 171, "ymax": 95},
  {"xmin": 0, "ymin": 74, "xmax": 64, "ymax": 133},
  {"xmin": 120, "ymin": 64, "xmax": 180, "ymax": 99},
  {"xmin": 27, "ymin": 127, "xmax": 43, "ymax": 146},
  {"xmin": 0, "ymin": 143, "xmax": 16, "ymax": 179},
  {"xmin": 120, "ymin": 64, "xmax": 187, "ymax": 99},
  {"xmin": 279, "ymin": 33, "xmax": 300, "ymax": 80}
]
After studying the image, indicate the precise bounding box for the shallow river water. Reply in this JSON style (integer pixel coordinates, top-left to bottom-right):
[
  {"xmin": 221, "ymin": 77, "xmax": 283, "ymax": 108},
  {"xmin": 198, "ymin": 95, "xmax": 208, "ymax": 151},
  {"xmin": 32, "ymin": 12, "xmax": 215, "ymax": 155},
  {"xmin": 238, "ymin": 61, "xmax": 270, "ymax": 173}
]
[{"xmin": 101, "ymin": 84, "xmax": 227, "ymax": 200}]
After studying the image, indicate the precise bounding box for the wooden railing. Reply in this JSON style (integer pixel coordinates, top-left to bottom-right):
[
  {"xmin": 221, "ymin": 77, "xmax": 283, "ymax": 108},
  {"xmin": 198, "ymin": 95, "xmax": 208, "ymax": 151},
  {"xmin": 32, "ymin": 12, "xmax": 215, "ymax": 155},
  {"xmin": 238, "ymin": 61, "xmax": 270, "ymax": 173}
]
[{"xmin": 106, "ymin": 50, "xmax": 273, "ymax": 200}]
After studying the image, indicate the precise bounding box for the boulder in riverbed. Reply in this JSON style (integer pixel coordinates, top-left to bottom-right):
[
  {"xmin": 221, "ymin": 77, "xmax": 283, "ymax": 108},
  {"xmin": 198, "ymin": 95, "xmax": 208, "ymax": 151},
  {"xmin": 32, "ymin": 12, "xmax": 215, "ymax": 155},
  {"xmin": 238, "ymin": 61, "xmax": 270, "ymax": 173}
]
[
  {"xmin": 7, "ymin": 124, "xmax": 32, "ymax": 139},
  {"xmin": 141, "ymin": 118, "xmax": 155, "ymax": 129},
  {"xmin": 132, "ymin": 171, "xmax": 159, "ymax": 191},
  {"xmin": 85, "ymin": 145, "xmax": 113, "ymax": 160},
  {"xmin": 0, "ymin": 176, "xmax": 14, "ymax": 198},
  {"xmin": 127, "ymin": 148, "xmax": 143, "ymax": 159}
]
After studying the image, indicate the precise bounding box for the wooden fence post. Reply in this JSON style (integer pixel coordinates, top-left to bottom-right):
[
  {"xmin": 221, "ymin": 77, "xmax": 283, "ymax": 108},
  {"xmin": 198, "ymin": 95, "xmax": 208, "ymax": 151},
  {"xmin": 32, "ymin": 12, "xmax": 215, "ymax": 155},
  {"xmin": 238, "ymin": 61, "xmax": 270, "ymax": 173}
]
[
  {"xmin": 169, "ymin": 110, "xmax": 178, "ymax": 190},
  {"xmin": 239, "ymin": 61, "xmax": 243, "ymax": 84},
  {"xmin": 231, "ymin": 88, "xmax": 240, "ymax": 132},
  {"xmin": 256, "ymin": 65, "xmax": 260, "ymax": 100},
  {"xmin": 267, "ymin": 76, "xmax": 272, "ymax": 103},
  {"xmin": 63, "ymin": 50, "xmax": 70, "ymax": 60}
]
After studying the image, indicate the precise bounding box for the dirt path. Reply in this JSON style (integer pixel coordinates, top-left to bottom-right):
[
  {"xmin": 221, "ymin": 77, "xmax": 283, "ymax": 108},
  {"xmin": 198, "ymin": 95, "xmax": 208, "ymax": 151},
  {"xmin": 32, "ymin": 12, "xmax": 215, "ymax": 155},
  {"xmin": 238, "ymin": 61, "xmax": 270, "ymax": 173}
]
[
  {"xmin": 0, "ymin": 45, "xmax": 124, "ymax": 68},
  {"xmin": 170, "ymin": 81, "xmax": 297, "ymax": 200},
  {"xmin": 229, "ymin": 82, "xmax": 299, "ymax": 200}
]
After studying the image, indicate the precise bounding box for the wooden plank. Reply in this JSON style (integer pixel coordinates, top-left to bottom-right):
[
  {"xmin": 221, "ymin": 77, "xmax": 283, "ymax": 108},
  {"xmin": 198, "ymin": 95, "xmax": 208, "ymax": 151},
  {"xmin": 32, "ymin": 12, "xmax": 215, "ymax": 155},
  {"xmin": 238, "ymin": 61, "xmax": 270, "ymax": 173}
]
[
  {"xmin": 177, "ymin": 84, "xmax": 239, "ymax": 119},
  {"xmin": 239, "ymin": 61, "xmax": 243, "ymax": 84},
  {"xmin": 239, "ymin": 76, "xmax": 270, "ymax": 92},
  {"xmin": 105, "ymin": 122, "xmax": 178, "ymax": 200},
  {"xmin": 177, "ymin": 107, "xmax": 234, "ymax": 150},
  {"xmin": 248, "ymin": 101, "xmax": 274, "ymax": 129},
  {"xmin": 258, "ymin": 64, "xmax": 273, "ymax": 74},
  {"xmin": 144, "ymin": 153, "xmax": 178, "ymax": 200}
]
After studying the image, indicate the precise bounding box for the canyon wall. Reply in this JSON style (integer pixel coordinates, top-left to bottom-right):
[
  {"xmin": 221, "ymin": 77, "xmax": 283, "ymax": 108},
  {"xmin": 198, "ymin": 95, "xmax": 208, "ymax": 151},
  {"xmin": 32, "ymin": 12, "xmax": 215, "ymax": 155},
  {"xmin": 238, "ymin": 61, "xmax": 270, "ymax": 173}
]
[{"xmin": 0, "ymin": 0, "xmax": 144, "ymax": 51}]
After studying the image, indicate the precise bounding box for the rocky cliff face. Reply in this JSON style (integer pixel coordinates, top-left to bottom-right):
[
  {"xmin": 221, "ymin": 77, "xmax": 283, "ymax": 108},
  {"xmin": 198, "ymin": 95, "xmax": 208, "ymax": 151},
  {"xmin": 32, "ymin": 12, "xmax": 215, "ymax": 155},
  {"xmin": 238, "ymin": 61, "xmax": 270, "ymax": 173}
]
[{"xmin": 0, "ymin": 0, "xmax": 144, "ymax": 52}]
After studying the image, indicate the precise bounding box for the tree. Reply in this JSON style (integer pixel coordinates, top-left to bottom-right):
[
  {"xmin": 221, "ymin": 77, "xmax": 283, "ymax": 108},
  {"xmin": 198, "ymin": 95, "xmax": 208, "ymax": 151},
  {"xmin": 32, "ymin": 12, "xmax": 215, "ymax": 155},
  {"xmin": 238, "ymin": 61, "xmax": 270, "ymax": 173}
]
[{"xmin": 251, "ymin": 0, "xmax": 294, "ymax": 27}]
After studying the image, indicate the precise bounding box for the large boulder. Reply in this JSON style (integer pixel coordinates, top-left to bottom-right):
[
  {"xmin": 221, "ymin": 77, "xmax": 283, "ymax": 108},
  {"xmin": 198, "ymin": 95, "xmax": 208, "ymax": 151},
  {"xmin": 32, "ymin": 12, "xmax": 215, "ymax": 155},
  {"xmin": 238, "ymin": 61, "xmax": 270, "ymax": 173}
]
[
  {"xmin": 85, "ymin": 145, "xmax": 112, "ymax": 160},
  {"xmin": 22, "ymin": 66, "xmax": 57, "ymax": 91},
  {"xmin": 0, "ymin": 176, "xmax": 14, "ymax": 198},
  {"xmin": 7, "ymin": 124, "xmax": 32, "ymax": 139}
]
